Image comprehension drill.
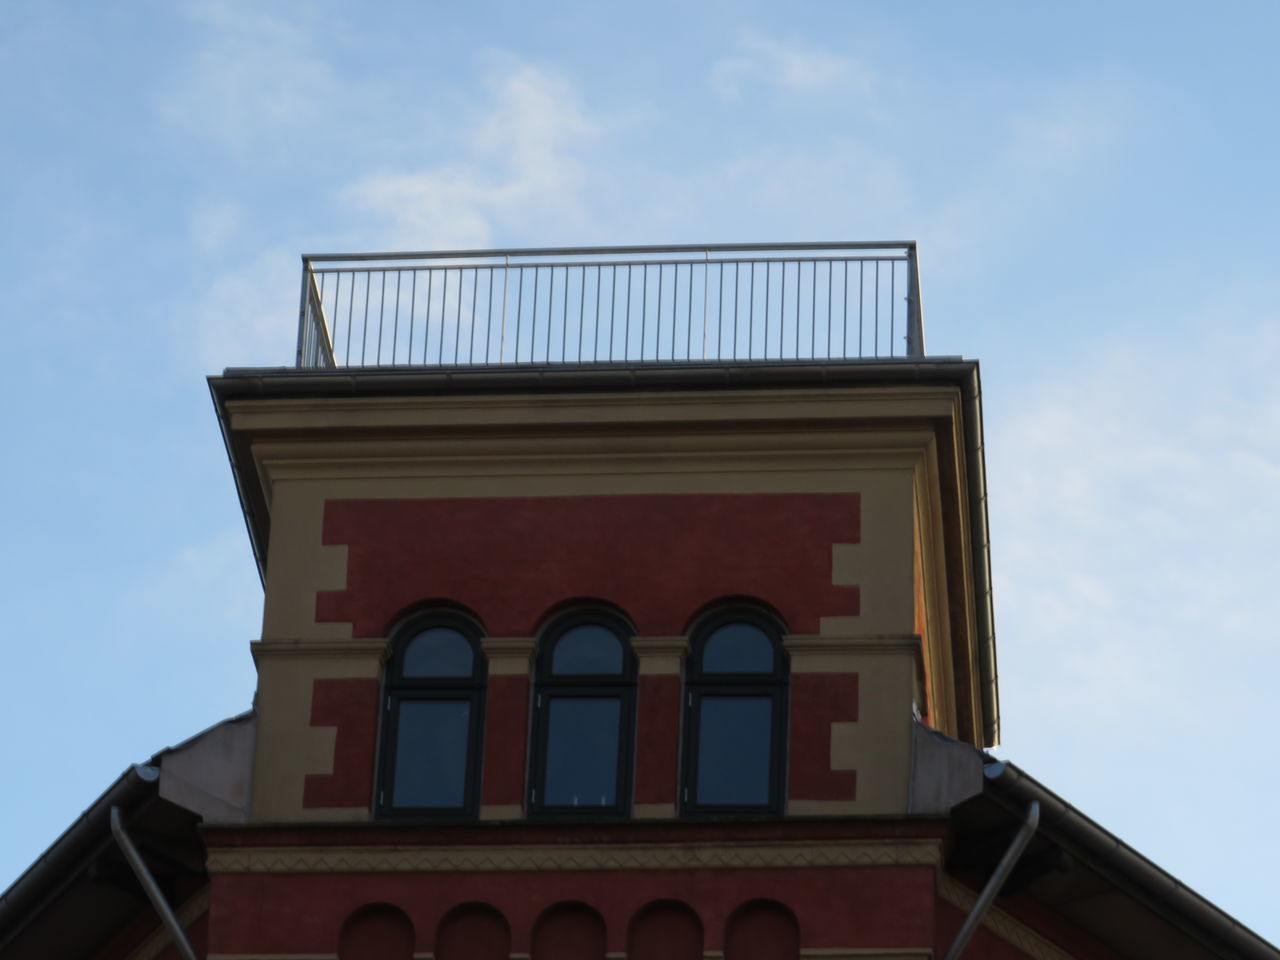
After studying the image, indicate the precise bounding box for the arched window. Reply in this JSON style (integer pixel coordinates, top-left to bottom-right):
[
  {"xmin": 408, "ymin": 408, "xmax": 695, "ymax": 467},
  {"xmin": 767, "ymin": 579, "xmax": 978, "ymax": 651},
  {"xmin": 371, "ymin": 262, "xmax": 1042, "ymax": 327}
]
[
  {"xmin": 682, "ymin": 610, "xmax": 788, "ymax": 815},
  {"xmin": 377, "ymin": 613, "xmax": 486, "ymax": 818},
  {"xmin": 530, "ymin": 611, "xmax": 635, "ymax": 816}
]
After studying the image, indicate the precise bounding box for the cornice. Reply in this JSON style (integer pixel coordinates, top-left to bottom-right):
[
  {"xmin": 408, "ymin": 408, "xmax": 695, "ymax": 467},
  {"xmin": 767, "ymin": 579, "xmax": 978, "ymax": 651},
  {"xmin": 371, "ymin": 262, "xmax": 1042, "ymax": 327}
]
[
  {"xmin": 252, "ymin": 638, "xmax": 387, "ymax": 660},
  {"xmin": 784, "ymin": 634, "xmax": 922, "ymax": 655},
  {"xmin": 208, "ymin": 838, "xmax": 942, "ymax": 875}
]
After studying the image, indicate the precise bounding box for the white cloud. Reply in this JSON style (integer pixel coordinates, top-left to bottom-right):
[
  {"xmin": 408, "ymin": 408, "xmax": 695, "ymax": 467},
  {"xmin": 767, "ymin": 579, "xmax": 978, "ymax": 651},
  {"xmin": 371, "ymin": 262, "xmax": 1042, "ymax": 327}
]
[
  {"xmin": 189, "ymin": 245, "xmax": 300, "ymax": 370},
  {"xmin": 989, "ymin": 296, "xmax": 1280, "ymax": 756},
  {"xmin": 710, "ymin": 34, "xmax": 875, "ymax": 101},
  {"xmin": 158, "ymin": 0, "xmax": 342, "ymax": 154},
  {"xmin": 922, "ymin": 73, "xmax": 1136, "ymax": 275},
  {"xmin": 343, "ymin": 63, "xmax": 600, "ymax": 251},
  {"xmin": 190, "ymin": 199, "xmax": 243, "ymax": 253},
  {"xmin": 112, "ymin": 527, "xmax": 263, "ymax": 654}
]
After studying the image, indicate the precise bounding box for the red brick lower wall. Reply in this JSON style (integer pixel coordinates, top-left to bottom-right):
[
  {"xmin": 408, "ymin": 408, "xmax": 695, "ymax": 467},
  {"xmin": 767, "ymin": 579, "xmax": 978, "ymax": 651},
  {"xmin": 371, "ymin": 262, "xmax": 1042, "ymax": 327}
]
[{"xmin": 208, "ymin": 866, "xmax": 934, "ymax": 956}]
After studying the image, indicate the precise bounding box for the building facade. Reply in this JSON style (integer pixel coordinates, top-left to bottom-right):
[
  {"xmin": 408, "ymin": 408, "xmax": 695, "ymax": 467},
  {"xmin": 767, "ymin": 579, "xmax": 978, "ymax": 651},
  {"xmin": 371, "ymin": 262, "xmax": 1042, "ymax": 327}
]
[{"xmin": 0, "ymin": 244, "xmax": 1272, "ymax": 960}]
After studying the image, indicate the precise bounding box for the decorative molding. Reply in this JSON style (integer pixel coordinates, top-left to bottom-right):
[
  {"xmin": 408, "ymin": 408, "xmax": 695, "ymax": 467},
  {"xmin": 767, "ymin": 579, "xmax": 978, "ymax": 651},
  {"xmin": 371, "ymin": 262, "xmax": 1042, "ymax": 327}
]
[
  {"xmin": 800, "ymin": 951, "xmax": 931, "ymax": 959},
  {"xmin": 788, "ymin": 800, "xmax": 860, "ymax": 816},
  {"xmin": 633, "ymin": 802, "xmax": 677, "ymax": 819},
  {"xmin": 252, "ymin": 638, "xmax": 388, "ymax": 660},
  {"xmin": 480, "ymin": 637, "xmax": 537, "ymax": 675},
  {"xmin": 785, "ymin": 635, "xmax": 921, "ymax": 674},
  {"xmin": 125, "ymin": 888, "xmax": 210, "ymax": 960},
  {"xmin": 478, "ymin": 803, "xmax": 523, "ymax": 820},
  {"xmin": 208, "ymin": 839, "xmax": 943, "ymax": 875},
  {"xmin": 937, "ymin": 874, "xmax": 1076, "ymax": 960},
  {"xmin": 631, "ymin": 636, "xmax": 689, "ymax": 675}
]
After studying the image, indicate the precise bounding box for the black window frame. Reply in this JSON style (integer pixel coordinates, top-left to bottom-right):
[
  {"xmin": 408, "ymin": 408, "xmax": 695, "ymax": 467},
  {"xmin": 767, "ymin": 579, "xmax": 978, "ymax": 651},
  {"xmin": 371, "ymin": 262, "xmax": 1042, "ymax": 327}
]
[
  {"xmin": 528, "ymin": 610, "xmax": 636, "ymax": 819},
  {"xmin": 376, "ymin": 611, "xmax": 487, "ymax": 820},
  {"xmin": 681, "ymin": 609, "xmax": 789, "ymax": 817}
]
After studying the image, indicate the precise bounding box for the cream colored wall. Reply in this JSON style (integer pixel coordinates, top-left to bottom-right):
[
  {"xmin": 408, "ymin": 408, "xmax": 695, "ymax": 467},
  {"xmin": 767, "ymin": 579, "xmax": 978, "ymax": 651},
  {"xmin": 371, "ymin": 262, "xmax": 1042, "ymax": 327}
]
[{"xmin": 228, "ymin": 385, "xmax": 973, "ymax": 822}]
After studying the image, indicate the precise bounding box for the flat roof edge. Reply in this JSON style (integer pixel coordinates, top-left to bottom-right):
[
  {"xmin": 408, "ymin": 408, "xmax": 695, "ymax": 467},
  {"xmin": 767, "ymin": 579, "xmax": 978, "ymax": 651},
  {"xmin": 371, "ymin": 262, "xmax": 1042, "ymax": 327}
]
[{"xmin": 209, "ymin": 358, "xmax": 976, "ymax": 401}]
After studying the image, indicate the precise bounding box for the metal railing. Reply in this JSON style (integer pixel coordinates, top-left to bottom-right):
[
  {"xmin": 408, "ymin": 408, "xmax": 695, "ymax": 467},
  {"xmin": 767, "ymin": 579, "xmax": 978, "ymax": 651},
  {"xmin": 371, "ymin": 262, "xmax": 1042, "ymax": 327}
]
[{"xmin": 296, "ymin": 242, "xmax": 924, "ymax": 369}]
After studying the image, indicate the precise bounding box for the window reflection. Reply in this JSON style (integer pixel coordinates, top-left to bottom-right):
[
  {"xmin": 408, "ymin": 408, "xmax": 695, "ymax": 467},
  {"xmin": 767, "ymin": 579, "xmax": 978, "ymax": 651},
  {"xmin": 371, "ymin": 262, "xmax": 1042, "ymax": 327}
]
[
  {"xmin": 403, "ymin": 627, "xmax": 475, "ymax": 677},
  {"xmin": 683, "ymin": 610, "xmax": 787, "ymax": 815},
  {"xmin": 379, "ymin": 613, "xmax": 486, "ymax": 818},
  {"xmin": 531, "ymin": 611, "xmax": 635, "ymax": 817}
]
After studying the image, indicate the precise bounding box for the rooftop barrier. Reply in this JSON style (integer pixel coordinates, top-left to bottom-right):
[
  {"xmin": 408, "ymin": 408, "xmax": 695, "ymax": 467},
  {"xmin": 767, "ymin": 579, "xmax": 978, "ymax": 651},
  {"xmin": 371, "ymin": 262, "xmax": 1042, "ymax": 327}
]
[{"xmin": 297, "ymin": 242, "xmax": 924, "ymax": 369}]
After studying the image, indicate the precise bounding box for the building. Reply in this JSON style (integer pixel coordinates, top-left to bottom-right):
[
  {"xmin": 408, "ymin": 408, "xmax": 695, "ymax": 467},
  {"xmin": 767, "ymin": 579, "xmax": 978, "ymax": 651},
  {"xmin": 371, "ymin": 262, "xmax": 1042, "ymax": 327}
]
[{"xmin": 0, "ymin": 243, "xmax": 1274, "ymax": 960}]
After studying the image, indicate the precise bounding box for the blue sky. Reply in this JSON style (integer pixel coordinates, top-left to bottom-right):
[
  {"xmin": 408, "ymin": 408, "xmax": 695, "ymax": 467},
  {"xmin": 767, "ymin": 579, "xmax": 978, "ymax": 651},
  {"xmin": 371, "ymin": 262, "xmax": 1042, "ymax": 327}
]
[{"xmin": 3, "ymin": 0, "xmax": 1279, "ymax": 943}]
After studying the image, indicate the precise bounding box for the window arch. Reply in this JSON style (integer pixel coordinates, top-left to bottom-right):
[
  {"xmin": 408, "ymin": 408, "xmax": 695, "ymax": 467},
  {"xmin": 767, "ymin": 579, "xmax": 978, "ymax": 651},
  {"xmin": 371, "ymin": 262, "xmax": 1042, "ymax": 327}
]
[
  {"xmin": 682, "ymin": 609, "xmax": 788, "ymax": 815},
  {"xmin": 724, "ymin": 899, "xmax": 799, "ymax": 960},
  {"xmin": 339, "ymin": 903, "xmax": 414, "ymax": 960},
  {"xmin": 530, "ymin": 610, "xmax": 635, "ymax": 817},
  {"xmin": 377, "ymin": 612, "xmax": 486, "ymax": 818}
]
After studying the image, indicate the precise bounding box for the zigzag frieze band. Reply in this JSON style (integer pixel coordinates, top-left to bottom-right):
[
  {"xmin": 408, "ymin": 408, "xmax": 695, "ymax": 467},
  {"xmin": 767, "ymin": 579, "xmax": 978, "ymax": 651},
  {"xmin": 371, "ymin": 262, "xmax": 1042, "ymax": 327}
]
[
  {"xmin": 936, "ymin": 875, "xmax": 1077, "ymax": 960},
  {"xmin": 208, "ymin": 840, "xmax": 943, "ymax": 874}
]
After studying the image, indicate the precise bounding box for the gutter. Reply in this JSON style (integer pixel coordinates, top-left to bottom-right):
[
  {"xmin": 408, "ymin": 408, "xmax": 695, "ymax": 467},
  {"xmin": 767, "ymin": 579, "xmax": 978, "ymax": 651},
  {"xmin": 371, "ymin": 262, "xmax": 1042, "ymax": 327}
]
[
  {"xmin": 944, "ymin": 800, "xmax": 1040, "ymax": 960},
  {"xmin": 984, "ymin": 760, "xmax": 1280, "ymax": 960},
  {"xmin": 0, "ymin": 765, "xmax": 160, "ymax": 951},
  {"xmin": 953, "ymin": 363, "xmax": 1000, "ymax": 747},
  {"xmin": 110, "ymin": 808, "xmax": 200, "ymax": 960}
]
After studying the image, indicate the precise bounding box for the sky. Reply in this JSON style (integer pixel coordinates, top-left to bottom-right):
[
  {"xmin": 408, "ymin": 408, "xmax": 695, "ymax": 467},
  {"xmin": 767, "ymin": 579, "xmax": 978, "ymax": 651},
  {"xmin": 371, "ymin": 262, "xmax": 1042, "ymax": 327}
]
[{"xmin": 3, "ymin": 0, "xmax": 1279, "ymax": 945}]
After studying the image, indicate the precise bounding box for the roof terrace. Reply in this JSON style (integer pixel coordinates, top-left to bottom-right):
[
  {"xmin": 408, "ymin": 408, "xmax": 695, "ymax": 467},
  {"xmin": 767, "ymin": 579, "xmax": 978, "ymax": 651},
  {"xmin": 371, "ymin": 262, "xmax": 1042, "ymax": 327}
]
[{"xmin": 296, "ymin": 242, "xmax": 924, "ymax": 369}]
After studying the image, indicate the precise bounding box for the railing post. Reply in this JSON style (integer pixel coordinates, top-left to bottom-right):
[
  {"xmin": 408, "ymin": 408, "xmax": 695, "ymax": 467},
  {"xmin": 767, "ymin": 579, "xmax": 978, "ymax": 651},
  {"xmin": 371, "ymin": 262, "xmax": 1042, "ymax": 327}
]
[
  {"xmin": 905, "ymin": 244, "xmax": 926, "ymax": 358},
  {"xmin": 295, "ymin": 257, "xmax": 311, "ymax": 368}
]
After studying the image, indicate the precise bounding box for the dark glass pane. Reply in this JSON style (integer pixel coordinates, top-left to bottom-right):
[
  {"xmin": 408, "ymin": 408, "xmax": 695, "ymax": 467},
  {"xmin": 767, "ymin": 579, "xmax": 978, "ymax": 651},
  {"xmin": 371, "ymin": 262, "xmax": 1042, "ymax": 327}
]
[
  {"xmin": 392, "ymin": 700, "xmax": 471, "ymax": 807},
  {"xmin": 543, "ymin": 698, "xmax": 621, "ymax": 806},
  {"xmin": 701, "ymin": 623, "xmax": 774, "ymax": 674},
  {"xmin": 695, "ymin": 696, "xmax": 772, "ymax": 805},
  {"xmin": 403, "ymin": 627, "xmax": 474, "ymax": 678},
  {"xmin": 551, "ymin": 624, "xmax": 624, "ymax": 675}
]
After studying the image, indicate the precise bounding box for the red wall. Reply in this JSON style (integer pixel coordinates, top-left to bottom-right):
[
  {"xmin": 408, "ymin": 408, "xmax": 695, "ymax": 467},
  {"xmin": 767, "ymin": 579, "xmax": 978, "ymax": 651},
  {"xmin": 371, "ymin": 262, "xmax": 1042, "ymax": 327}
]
[
  {"xmin": 209, "ymin": 865, "xmax": 933, "ymax": 957},
  {"xmin": 316, "ymin": 493, "xmax": 860, "ymax": 636},
  {"xmin": 302, "ymin": 492, "xmax": 862, "ymax": 812},
  {"xmin": 789, "ymin": 673, "xmax": 858, "ymax": 801}
]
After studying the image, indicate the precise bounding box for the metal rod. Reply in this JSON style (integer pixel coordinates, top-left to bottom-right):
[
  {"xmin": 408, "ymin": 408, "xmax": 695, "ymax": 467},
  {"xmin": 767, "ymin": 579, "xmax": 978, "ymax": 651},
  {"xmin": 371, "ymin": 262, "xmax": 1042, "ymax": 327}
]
[
  {"xmin": 303, "ymin": 240, "xmax": 918, "ymax": 263},
  {"xmin": 110, "ymin": 807, "xmax": 200, "ymax": 960},
  {"xmin": 471, "ymin": 267, "xmax": 481, "ymax": 363},
  {"xmin": 732, "ymin": 262, "xmax": 740, "ymax": 359},
  {"xmin": 440, "ymin": 268, "xmax": 450, "ymax": 364},
  {"xmin": 499, "ymin": 257, "xmax": 509, "ymax": 362},
  {"xmin": 641, "ymin": 263, "xmax": 648, "ymax": 361},
  {"xmin": 764, "ymin": 261, "xmax": 771, "ymax": 359},
  {"xmin": 454, "ymin": 268, "xmax": 464, "ymax": 364},
  {"xmin": 407, "ymin": 270, "xmax": 417, "ymax": 363},
  {"xmin": 942, "ymin": 801, "xmax": 1040, "ymax": 960},
  {"xmin": 485, "ymin": 267, "xmax": 495, "ymax": 362},
  {"xmin": 295, "ymin": 260, "xmax": 311, "ymax": 367},
  {"xmin": 577, "ymin": 265, "xmax": 586, "ymax": 361},
  {"xmin": 685, "ymin": 262, "xmax": 694, "ymax": 361},
  {"xmin": 716, "ymin": 261, "xmax": 725, "ymax": 361},
  {"xmin": 423, "ymin": 268, "xmax": 434, "ymax": 363},
  {"xmin": 670, "ymin": 263, "xmax": 677, "ymax": 360},
  {"xmin": 593, "ymin": 265, "xmax": 602, "ymax": 361},
  {"xmin": 623, "ymin": 265, "xmax": 631, "ymax": 360},
  {"xmin": 889, "ymin": 261, "xmax": 896, "ymax": 358},
  {"xmin": 515, "ymin": 267, "xmax": 525, "ymax": 362}
]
